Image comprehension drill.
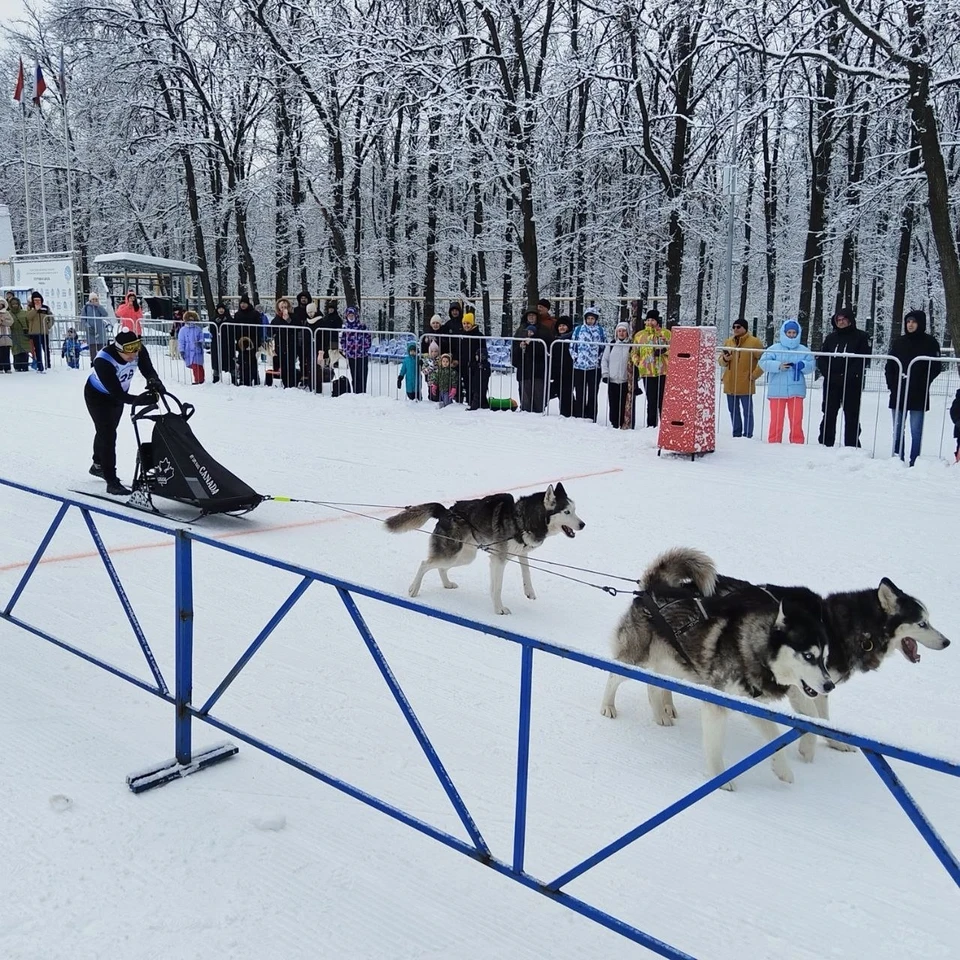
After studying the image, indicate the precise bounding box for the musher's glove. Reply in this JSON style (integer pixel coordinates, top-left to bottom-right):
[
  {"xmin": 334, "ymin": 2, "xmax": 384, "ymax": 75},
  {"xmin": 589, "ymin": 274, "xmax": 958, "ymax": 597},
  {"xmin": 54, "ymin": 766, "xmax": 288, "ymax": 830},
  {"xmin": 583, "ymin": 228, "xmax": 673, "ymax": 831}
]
[{"xmin": 146, "ymin": 378, "xmax": 167, "ymax": 396}]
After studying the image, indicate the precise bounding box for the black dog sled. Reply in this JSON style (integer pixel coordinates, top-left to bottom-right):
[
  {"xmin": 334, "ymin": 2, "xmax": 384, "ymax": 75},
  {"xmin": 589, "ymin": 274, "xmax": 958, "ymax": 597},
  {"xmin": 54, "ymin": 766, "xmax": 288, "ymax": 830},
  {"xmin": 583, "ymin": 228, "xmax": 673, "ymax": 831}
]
[{"xmin": 116, "ymin": 392, "xmax": 265, "ymax": 521}]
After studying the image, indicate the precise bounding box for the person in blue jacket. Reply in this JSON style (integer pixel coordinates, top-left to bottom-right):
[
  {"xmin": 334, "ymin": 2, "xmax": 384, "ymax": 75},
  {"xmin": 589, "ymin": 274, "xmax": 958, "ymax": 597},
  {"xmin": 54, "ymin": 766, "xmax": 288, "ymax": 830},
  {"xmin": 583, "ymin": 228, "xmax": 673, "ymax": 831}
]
[
  {"xmin": 758, "ymin": 319, "xmax": 814, "ymax": 444},
  {"xmin": 397, "ymin": 342, "xmax": 421, "ymax": 400},
  {"xmin": 569, "ymin": 306, "xmax": 606, "ymax": 420}
]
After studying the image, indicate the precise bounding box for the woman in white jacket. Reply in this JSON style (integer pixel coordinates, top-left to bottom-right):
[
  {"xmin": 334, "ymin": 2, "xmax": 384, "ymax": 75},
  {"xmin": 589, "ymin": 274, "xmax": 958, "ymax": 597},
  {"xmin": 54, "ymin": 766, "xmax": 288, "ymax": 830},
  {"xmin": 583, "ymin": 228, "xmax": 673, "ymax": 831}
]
[{"xmin": 601, "ymin": 321, "xmax": 633, "ymax": 428}]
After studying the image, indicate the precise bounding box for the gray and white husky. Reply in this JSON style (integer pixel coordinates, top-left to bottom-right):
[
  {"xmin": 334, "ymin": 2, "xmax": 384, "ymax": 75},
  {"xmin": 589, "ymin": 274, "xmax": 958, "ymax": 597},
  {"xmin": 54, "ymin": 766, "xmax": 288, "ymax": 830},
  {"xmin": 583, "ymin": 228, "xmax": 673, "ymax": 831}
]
[
  {"xmin": 600, "ymin": 548, "xmax": 836, "ymax": 789},
  {"xmin": 384, "ymin": 482, "xmax": 585, "ymax": 615}
]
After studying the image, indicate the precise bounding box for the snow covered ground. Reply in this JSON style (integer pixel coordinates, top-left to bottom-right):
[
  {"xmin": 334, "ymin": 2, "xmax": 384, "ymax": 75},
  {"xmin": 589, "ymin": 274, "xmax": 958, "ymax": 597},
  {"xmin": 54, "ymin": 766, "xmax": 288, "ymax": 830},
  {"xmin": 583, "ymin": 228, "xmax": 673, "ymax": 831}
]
[{"xmin": 1, "ymin": 363, "xmax": 958, "ymax": 960}]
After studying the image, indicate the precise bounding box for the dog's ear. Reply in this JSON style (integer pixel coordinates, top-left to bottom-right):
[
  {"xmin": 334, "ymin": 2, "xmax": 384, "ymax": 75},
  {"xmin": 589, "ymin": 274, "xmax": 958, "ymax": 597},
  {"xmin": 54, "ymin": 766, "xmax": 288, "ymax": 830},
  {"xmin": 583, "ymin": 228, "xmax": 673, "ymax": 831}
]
[
  {"xmin": 878, "ymin": 578, "xmax": 900, "ymax": 615},
  {"xmin": 774, "ymin": 600, "xmax": 787, "ymax": 629},
  {"xmin": 554, "ymin": 481, "xmax": 566, "ymax": 500},
  {"xmin": 543, "ymin": 484, "xmax": 556, "ymax": 509}
]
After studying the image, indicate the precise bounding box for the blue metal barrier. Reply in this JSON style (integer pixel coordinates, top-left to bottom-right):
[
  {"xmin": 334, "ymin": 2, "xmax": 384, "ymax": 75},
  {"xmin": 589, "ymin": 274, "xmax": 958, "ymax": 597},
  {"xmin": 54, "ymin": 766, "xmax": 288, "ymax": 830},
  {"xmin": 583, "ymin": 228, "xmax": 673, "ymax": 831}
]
[{"xmin": 1, "ymin": 476, "xmax": 957, "ymax": 959}]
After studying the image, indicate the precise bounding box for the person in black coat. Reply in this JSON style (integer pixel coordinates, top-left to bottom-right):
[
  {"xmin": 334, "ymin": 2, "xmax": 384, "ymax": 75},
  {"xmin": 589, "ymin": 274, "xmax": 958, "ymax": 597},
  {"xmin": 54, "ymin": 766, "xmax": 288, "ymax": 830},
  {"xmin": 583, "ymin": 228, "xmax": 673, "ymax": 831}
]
[
  {"xmin": 457, "ymin": 311, "xmax": 488, "ymax": 410},
  {"xmin": 512, "ymin": 310, "xmax": 552, "ymax": 413},
  {"xmin": 320, "ymin": 300, "xmax": 342, "ymax": 361},
  {"xmin": 440, "ymin": 301, "xmax": 465, "ymax": 400},
  {"xmin": 950, "ymin": 388, "xmax": 960, "ymax": 461},
  {"xmin": 233, "ymin": 295, "xmax": 263, "ymax": 386},
  {"xmin": 816, "ymin": 306, "xmax": 872, "ymax": 447},
  {"xmin": 550, "ymin": 316, "xmax": 575, "ymax": 417},
  {"xmin": 885, "ymin": 309, "xmax": 942, "ymax": 465}
]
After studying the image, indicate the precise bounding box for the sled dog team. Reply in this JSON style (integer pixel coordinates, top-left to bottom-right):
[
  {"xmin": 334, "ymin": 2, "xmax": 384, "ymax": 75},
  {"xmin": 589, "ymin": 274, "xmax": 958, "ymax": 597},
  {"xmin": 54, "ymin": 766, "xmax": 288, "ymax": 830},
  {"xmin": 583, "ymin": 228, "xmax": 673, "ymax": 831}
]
[{"xmin": 385, "ymin": 485, "xmax": 951, "ymax": 789}]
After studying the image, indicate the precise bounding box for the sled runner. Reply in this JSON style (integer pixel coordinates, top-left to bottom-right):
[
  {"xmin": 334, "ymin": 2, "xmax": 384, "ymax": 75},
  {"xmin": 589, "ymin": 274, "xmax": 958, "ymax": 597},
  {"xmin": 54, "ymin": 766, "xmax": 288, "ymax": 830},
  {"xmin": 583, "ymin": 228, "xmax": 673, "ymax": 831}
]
[{"xmin": 125, "ymin": 391, "xmax": 265, "ymax": 520}]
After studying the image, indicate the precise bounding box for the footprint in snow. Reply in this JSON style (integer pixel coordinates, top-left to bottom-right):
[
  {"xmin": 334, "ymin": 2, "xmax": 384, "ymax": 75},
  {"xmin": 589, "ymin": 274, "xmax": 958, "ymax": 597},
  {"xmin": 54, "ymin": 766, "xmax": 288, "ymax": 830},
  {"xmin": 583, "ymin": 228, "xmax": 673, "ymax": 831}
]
[
  {"xmin": 251, "ymin": 813, "xmax": 286, "ymax": 832},
  {"xmin": 49, "ymin": 794, "xmax": 73, "ymax": 812}
]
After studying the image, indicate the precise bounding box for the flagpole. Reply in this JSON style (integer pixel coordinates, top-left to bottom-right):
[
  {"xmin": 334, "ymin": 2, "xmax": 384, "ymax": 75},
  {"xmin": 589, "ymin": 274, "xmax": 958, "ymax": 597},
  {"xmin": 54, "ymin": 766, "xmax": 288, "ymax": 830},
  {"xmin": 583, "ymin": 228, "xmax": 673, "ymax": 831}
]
[
  {"xmin": 20, "ymin": 102, "xmax": 33, "ymax": 254},
  {"xmin": 35, "ymin": 107, "xmax": 49, "ymax": 252},
  {"xmin": 60, "ymin": 47, "xmax": 75, "ymax": 254}
]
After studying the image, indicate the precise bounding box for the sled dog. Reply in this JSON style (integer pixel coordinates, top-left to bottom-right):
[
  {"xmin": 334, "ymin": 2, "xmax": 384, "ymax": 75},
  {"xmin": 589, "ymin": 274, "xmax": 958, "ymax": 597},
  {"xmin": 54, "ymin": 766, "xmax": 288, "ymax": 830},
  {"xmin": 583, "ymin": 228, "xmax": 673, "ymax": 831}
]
[
  {"xmin": 600, "ymin": 548, "xmax": 835, "ymax": 789},
  {"xmin": 384, "ymin": 482, "xmax": 585, "ymax": 615}
]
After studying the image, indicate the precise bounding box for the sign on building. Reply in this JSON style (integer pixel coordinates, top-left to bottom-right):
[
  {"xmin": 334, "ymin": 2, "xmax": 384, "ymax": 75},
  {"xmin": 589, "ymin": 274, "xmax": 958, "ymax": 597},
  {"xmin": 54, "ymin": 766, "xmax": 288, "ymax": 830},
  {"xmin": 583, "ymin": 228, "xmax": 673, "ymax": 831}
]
[{"xmin": 12, "ymin": 254, "xmax": 79, "ymax": 318}]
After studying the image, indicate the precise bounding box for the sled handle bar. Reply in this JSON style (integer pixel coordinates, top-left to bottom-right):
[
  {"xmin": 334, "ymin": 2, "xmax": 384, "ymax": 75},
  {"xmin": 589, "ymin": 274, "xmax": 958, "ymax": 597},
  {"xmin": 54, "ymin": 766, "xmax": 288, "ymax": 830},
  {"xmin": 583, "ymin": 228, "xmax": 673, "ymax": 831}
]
[{"xmin": 130, "ymin": 390, "xmax": 195, "ymax": 422}]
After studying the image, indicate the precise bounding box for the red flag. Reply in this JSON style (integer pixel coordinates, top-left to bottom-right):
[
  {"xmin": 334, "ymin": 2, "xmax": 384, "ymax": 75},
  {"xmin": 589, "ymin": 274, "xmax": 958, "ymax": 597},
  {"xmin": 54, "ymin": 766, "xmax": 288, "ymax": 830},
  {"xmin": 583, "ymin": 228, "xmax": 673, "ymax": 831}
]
[
  {"xmin": 33, "ymin": 62, "xmax": 46, "ymax": 105},
  {"xmin": 13, "ymin": 58, "xmax": 24, "ymax": 103}
]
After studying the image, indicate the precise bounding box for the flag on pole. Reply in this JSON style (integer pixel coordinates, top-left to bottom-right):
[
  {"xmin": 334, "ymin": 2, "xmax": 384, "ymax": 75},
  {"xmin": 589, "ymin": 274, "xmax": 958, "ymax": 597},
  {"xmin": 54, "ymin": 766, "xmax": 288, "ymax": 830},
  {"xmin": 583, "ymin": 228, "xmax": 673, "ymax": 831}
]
[
  {"xmin": 33, "ymin": 62, "xmax": 47, "ymax": 106},
  {"xmin": 13, "ymin": 58, "xmax": 24, "ymax": 104},
  {"xmin": 58, "ymin": 46, "xmax": 65, "ymax": 98}
]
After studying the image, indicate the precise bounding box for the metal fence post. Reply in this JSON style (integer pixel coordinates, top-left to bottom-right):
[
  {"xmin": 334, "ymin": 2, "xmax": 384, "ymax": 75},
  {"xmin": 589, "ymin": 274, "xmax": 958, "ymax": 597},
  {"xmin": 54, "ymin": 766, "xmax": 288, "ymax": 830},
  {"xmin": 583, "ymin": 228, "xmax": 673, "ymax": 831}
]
[{"xmin": 175, "ymin": 528, "xmax": 194, "ymax": 765}]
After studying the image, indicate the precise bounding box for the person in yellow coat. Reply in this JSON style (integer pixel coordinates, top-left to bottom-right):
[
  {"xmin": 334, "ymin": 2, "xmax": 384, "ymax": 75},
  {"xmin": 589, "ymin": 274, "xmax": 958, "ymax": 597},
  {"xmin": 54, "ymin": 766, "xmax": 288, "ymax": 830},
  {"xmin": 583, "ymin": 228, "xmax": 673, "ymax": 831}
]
[
  {"xmin": 630, "ymin": 309, "xmax": 671, "ymax": 427},
  {"xmin": 718, "ymin": 320, "xmax": 764, "ymax": 437}
]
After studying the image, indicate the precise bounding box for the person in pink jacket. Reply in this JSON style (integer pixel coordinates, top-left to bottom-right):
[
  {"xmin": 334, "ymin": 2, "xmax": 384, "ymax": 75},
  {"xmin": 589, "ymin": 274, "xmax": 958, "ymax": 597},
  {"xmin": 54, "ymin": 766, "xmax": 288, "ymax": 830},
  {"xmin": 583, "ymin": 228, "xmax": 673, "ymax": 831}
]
[{"xmin": 114, "ymin": 290, "xmax": 144, "ymax": 335}]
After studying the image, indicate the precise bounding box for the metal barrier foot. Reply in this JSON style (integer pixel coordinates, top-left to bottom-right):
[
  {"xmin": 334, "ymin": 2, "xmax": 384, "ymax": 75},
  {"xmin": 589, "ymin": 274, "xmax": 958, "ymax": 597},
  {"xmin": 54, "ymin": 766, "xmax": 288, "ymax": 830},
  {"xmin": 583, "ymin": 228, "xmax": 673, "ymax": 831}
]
[{"xmin": 126, "ymin": 741, "xmax": 239, "ymax": 793}]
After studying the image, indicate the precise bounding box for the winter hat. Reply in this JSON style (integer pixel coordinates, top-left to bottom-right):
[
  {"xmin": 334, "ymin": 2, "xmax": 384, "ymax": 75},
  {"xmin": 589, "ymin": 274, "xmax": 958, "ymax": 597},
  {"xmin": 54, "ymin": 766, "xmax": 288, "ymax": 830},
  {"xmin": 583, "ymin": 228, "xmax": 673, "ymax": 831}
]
[
  {"xmin": 462, "ymin": 312, "xmax": 476, "ymax": 328},
  {"xmin": 833, "ymin": 306, "xmax": 855, "ymax": 326},
  {"xmin": 183, "ymin": 310, "xmax": 200, "ymax": 323},
  {"xmin": 781, "ymin": 319, "xmax": 801, "ymax": 335},
  {"xmin": 306, "ymin": 302, "xmax": 318, "ymax": 318},
  {"xmin": 557, "ymin": 315, "xmax": 572, "ymax": 330},
  {"xmin": 538, "ymin": 298, "xmax": 551, "ymax": 310},
  {"xmin": 0, "ymin": 298, "xmax": 7, "ymax": 311},
  {"xmin": 345, "ymin": 306, "xmax": 358, "ymax": 318},
  {"xmin": 645, "ymin": 308, "xmax": 660, "ymax": 321},
  {"xmin": 525, "ymin": 320, "xmax": 538, "ymax": 333},
  {"xmin": 615, "ymin": 321, "xmax": 630, "ymax": 336},
  {"xmin": 429, "ymin": 314, "xmax": 442, "ymax": 327},
  {"xmin": 904, "ymin": 310, "xmax": 927, "ymax": 334},
  {"xmin": 523, "ymin": 306, "xmax": 539, "ymax": 323},
  {"xmin": 428, "ymin": 341, "xmax": 440, "ymax": 357},
  {"xmin": 407, "ymin": 342, "xmax": 417, "ymax": 353},
  {"xmin": 440, "ymin": 352, "xmax": 452, "ymax": 363},
  {"xmin": 584, "ymin": 306, "xmax": 600, "ymax": 321},
  {"xmin": 238, "ymin": 295, "xmax": 251, "ymax": 309},
  {"xmin": 115, "ymin": 330, "xmax": 141, "ymax": 349}
]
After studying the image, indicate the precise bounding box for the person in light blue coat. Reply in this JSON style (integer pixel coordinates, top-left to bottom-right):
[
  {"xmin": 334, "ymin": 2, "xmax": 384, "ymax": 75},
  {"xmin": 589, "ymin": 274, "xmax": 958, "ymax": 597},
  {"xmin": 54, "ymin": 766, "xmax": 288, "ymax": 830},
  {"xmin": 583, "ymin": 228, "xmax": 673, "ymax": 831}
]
[
  {"xmin": 177, "ymin": 310, "xmax": 206, "ymax": 384},
  {"xmin": 758, "ymin": 319, "xmax": 814, "ymax": 443},
  {"xmin": 569, "ymin": 306, "xmax": 606, "ymax": 420}
]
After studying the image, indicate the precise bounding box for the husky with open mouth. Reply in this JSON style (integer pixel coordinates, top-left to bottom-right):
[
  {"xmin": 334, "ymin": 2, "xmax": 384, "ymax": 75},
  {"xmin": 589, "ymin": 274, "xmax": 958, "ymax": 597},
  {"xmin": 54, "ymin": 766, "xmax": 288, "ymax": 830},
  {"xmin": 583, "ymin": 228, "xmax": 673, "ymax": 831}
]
[
  {"xmin": 600, "ymin": 548, "xmax": 836, "ymax": 789},
  {"xmin": 384, "ymin": 483, "xmax": 585, "ymax": 615}
]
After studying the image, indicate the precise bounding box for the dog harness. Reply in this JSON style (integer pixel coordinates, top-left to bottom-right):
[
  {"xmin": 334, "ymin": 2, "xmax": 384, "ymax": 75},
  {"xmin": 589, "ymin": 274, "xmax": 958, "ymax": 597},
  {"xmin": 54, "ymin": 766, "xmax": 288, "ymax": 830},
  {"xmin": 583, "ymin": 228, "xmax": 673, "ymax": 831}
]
[{"xmin": 635, "ymin": 590, "xmax": 707, "ymax": 671}]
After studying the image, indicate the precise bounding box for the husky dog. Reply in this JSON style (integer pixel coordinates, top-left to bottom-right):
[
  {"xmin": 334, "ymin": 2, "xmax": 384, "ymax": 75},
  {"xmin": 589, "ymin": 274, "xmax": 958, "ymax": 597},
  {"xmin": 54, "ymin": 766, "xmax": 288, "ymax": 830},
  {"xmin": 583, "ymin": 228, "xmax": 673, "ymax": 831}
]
[
  {"xmin": 600, "ymin": 548, "xmax": 835, "ymax": 789},
  {"xmin": 384, "ymin": 483, "xmax": 585, "ymax": 615},
  {"xmin": 713, "ymin": 573, "xmax": 951, "ymax": 752}
]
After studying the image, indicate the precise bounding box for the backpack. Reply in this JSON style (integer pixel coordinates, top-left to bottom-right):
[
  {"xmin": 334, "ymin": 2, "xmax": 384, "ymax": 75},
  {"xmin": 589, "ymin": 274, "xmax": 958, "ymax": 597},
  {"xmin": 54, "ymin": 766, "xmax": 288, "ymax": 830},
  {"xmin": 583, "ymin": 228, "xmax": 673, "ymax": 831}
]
[{"xmin": 332, "ymin": 376, "xmax": 352, "ymax": 398}]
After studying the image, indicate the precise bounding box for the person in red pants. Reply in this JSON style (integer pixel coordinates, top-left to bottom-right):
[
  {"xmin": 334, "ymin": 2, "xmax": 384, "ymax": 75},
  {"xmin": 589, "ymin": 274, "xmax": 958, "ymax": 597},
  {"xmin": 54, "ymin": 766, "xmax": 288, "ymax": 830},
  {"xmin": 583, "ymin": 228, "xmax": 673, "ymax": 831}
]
[{"xmin": 758, "ymin": 320, "xmax": 815, "ymax": 444}]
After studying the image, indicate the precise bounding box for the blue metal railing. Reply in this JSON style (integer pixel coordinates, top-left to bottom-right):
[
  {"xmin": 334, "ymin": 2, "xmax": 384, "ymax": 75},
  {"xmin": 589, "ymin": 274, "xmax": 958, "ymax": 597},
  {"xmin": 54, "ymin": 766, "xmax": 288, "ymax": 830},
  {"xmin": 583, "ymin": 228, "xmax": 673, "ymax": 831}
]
[{"xmin": 1, "ymin": 476, "xmax": 957, "ymax": 959}]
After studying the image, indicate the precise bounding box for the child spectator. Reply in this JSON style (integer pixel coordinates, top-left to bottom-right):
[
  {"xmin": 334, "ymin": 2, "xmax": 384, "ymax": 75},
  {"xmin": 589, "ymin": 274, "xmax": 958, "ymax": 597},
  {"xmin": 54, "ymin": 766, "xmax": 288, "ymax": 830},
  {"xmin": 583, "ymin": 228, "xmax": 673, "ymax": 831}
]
[
  {"xmin": 62, "ymin": 327, "xmax": 82, "ymax": 369},
  {"xmin": 431, "ymin": 353, "xmax": 458, "ymax": 408},
  {"xmin": 397, "ymin": 342, "xmax": 421, "ymax": 400},
  {"xmin": 569, "ymin": 306, "xmax": 605, "ymax": 420},
  {"xmin": 340, "ymin": 306, "xmax": 372, "ymax": 393},
  {"xmin": 601, "ymin": 321, "xmax": 633, "ymax": 428},
  {"xmin": 759, "ymin": 319, "xmax": 815, "ymax": 444},
  {"xmin": 178, "ymin": 310, "xmax": 206, "ymax": 384},
  {"xmin": 423, "ymin": 341, "xmax": 440, "ymax": 401}
]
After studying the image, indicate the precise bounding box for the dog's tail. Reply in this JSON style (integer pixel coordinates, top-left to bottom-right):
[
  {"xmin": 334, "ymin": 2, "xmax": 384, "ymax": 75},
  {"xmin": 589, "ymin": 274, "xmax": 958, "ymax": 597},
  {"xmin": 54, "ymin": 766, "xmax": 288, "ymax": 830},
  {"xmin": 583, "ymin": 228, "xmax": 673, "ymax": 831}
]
[
  {"xmin": 642, "ymin": 547, "xmax": 717, "ymax": 597},
  {"xmin": 384, "ymin": 502, "xmax": 448, "ymax": 533}
]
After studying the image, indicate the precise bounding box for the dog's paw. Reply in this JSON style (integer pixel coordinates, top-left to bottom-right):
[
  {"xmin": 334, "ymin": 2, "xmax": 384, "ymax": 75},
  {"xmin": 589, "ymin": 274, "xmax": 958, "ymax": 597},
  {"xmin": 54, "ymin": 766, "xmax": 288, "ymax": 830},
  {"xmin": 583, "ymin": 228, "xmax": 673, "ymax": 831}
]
[
  {"xmin": 826, "ymin": 738, "xmax": 857, "ymax": 753},
  {"xmin": 443, "ymin": 580, "xmax": 458, "ymax": 590},
  {"xmin": 600, "ymin": 704, "xmax": 617, "ymax": 719},
  {"xmin": 654, "ymin": 712, "xmax": 675, "ymax": 727},
  {"xmin": 407, "ymin": 585, "xmax": 421, "ymax": 598},
  {"xmin": 524, "ymin": 588, "xmax": 537, "ymax": 600},
  {"xmin": 720, "ymin": 779, "xmax": 737, "ymax": 792},
  {"xmin": 798, "ymin": 734, "xmax": 817, "ymax": 763},
  {"xmin": 495, "ymin": 605, "xmax": 511, "ymax": 615},
  {"xmin": 772, "ymin": 758, "xmax": 794, "ymax": 784}
]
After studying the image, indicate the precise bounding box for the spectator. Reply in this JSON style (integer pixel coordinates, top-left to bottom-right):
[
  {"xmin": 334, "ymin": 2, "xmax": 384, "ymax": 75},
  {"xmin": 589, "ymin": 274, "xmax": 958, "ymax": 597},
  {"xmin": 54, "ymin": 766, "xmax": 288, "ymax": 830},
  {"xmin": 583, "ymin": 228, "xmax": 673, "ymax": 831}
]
[
  {"xmin": 26, "ymin": 291, "xmax": 53, "ymax": 373},
  {"xmin": 885, "ymin": 309, "xmax": 942, "ymax": 466},
  {"xmin": 397, "ymin": 342, "xmax": 421, "ymax": 400},
  {"xmin": 320, "ymin": 299, "xmax": 342, "ymax": 362},
  {"xmin": 759, "ymin": 319, "xmax": 815, "ymax": 444},
  {"xmin": 423, "ymin": 341, "xmax": 440, "ymax": 401},
  {"xmin": 0, "ymin": 298, "xmax": 11, "ymax": 373},
  {"xmin": 570, "ymin": 306, "xmax": 605, "ymax": 420},
  {"xmin": 441, "ymin": 301, "xmax": 464, "ymax": 387},
  {"xmin": 62, "ymin": 327, "xmax": 82, "ymax": 369},
  {"xmin": 420, "ymin": 314, "xmax": 444, "ymax": 356},
  {"xmin": 601, "ymin": 321, "xmax": 633, "ymax": 429},
  {"xmin": 210, "ymin": 302, "xmax": 235, "ymax": 383},
  {"xmin": 114, "ymin": 290, "xmax": 143, "ymax": 335},
  {"xmin": 340, "ymin": 306, "xmax": 372, "ymax": 393},
  {"xmin": 169, "ymin": 307, "xmax": 184, "ymax": 359},
  {"xmin": 81, "ymin": 293, "xmax": 110, "ymax": 365},
  {"xmin": 718, "ymin": 320, "xmax": 764, "ymax": 438},
  {"xmin": 272, "ymin": 298, "xmax": 299, "ymax": 388},
  {"xmin": 6, "ymin": 294, "xmax": 30, "ymax": 371},
  {"xmin": 430, "ymin": 353, "xmax": 458, "ymax": 408},
  {"xmin": 178, "ymin": 310, "xmax": 206, "ymax": 384},
  {"xmin": 458, "ymin": 311, "xmax": 488, "ymax": 409},
  {"xmin": 301, "ymin": 301, "xmax": 324, "ymax": 389},
  {"xmin": 234, "ymin": 295, "xmax": 262, "ymax": 386},
  {"xmin": 537, "ymin": 298, "xmax": 557, "ymax": 333},
  {"xmin": 84, "ymin": 329, "xmax": 165, "ymax": 495},
  {"xmin": 950, "ymin": 388, "xmax": 960, "ymax": 463},
  {"xmin": 631, "ymin": 309, "xmax": 670, "ymax": 427},
  {"xmin": 512, "ymin": 309, "xmax": 551, "ymax": 413},
  {"xmin": 550, "ymin": 315, "xmax": 576, "ymax": 418},
  {"xmin": 817, "ymin": 306, "xmax": 871, "ymax": 447}
]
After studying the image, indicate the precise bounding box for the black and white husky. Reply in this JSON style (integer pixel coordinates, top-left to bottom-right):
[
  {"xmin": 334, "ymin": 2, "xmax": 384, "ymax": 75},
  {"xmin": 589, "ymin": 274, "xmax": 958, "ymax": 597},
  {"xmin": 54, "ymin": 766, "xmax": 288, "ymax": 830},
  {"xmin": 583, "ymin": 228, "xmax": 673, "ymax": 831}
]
[
  {"xmin": 600, "ymin": 548, "xmax": 836, "ymax": 789},
  {"xmin": 384, "ymin": 483, "xmax": 585, "ymax": 615}
]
